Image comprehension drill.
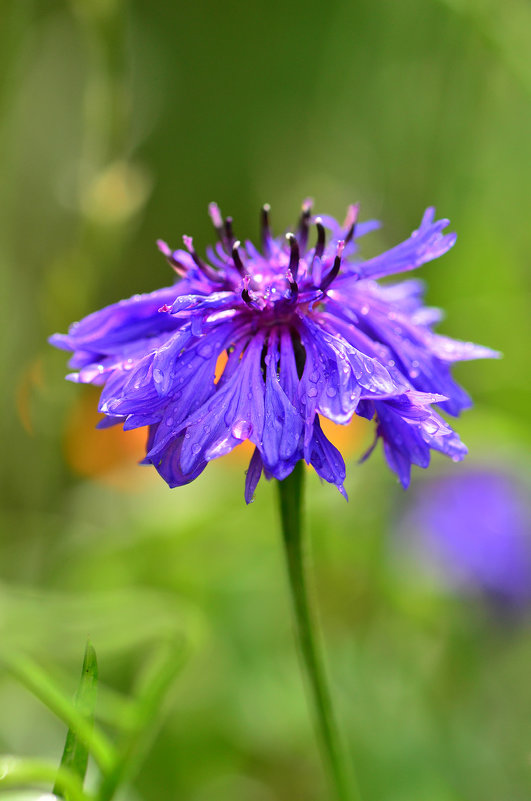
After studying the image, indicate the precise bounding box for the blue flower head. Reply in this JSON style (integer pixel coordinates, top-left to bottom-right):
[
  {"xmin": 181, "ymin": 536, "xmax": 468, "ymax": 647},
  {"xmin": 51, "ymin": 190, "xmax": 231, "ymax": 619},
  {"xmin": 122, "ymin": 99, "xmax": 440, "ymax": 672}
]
[{"xmin": 50, "ymin": 201, "xmax": 498, "ymax": 501}]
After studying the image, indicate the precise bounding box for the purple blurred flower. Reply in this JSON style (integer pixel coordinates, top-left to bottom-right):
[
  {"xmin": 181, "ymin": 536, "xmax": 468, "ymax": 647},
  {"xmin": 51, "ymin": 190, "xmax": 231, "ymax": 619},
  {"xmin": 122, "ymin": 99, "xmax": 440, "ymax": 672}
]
[
  {"xmin": 397, "ymin": 469, "xmax": 531, "ymax": 609},
  {"xmin": 50, "ymin": 201, "xmax": 498, "ymax": 500}
]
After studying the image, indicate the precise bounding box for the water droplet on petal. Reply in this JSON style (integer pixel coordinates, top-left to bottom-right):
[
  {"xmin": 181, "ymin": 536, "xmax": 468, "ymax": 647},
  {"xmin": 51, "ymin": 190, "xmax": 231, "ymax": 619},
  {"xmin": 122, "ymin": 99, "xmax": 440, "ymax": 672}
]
[
  {"xmin": 307, "ymin": 387, "xmax": 318, "ymax": 398},
  {"xmin": 199, "ymin": 343, "xmax": 213, "ymax": 358},
  {"xmin": 165, "ymin": 416, "xmax": 174, "ymax": 427},
  {"xmin": 326, "ymin": 386, "xmax": 337, "ymax": 398},
  {"xmin": 232, "ymin": 419, "xmax": 252, "ymax": 439},
  {"xmin": 192, "ymin": 443, "xmax": 201, "ymax": 454},
  {"xmin": 153, "ymin": 367, "xmax": 163, "ymax": 383}
]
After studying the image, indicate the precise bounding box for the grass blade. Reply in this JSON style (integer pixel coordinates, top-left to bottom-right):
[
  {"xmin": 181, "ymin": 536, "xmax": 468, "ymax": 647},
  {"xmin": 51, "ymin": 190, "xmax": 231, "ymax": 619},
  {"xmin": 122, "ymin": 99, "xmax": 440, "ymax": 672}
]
[{"xmin": 53, "ymin": 641, "xmax": 98, "ymax": 797}]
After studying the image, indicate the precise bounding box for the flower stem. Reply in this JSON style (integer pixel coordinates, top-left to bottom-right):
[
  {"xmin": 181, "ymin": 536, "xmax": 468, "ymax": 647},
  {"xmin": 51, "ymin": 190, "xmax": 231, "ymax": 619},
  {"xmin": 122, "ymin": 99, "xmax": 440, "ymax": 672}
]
[{"xmin": 277, "ymin": 462, "xmax": 361, "ymax": 801}]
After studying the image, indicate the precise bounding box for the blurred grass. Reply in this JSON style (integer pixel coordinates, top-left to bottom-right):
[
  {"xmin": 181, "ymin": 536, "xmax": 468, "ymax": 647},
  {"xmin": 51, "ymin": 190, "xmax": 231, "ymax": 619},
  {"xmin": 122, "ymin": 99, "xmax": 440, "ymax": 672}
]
[{"xmin": 0, "ymin": 1, "xmax": 530, "ymax": 799}]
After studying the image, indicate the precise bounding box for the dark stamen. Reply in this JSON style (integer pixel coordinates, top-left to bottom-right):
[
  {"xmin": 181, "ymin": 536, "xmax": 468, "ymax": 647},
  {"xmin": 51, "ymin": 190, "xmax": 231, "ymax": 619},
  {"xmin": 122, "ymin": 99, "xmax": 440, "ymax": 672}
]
[
  {"xmin": 313, "ymin": 217, "xmax": 326, "ymax": 262},
  {"xmin": 241, "ymin": 275, "xmax": 253, "ymax": 307},
  {"xmin": 261, "ymin": 203, "xmax": 272, "ymax": 255},
  {"xmin": 286, "ymin": 268, "xmax": 298, "ymax": 299},
  {"xmin": 224, "ymin": 216, "xmax": 234, "ymax": 248},
  {"xmin": 156, "ymin": 240, "xmax": 187, "ymax": 276},
  {"xmin": 344, "ymin": 203, "xmax": 359, "ymax": 243},
  {"xmin": 232, "ymin": 240, "xmax": 246, "ymax": 276},
  {"xmin": 286, "ymin": 233, "xmax": 300, "ymax": 282},
  {"xmin": 320, "ymin": 240, "xmax": 345, "ymax": 292},
  {"xmin": 297, "ymin": 198, "xmax": 313, "ymax": 252},
  {"xmin": 182, "ymin": 235, "xmax": 221, "ymax": 282}
]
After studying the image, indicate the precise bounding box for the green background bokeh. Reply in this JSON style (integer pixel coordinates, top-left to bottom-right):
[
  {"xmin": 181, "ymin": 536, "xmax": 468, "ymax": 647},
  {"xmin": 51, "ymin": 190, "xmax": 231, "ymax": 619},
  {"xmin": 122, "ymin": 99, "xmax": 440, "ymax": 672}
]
[{"xmin": 0, "ymin": 1, "xmax": 529, "ymax": 799}]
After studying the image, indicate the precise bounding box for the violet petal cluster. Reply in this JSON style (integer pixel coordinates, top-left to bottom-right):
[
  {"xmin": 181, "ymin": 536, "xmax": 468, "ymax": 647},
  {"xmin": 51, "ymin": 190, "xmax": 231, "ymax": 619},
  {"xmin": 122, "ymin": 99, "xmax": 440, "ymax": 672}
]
[{"xmin": 50, "ymin": 201, "xmax": 498, "ymax": 500}]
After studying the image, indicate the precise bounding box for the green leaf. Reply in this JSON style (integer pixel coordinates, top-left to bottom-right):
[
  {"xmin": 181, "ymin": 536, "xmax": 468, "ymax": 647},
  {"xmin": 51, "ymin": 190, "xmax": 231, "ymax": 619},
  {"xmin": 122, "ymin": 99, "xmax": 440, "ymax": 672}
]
[
  {"xmin": 53, "ymin": 641, "xmax": 98, "ymax": 798},
  {"xmin": 3, "ymin": 652, "xmax": 114, "ymax": 776}
]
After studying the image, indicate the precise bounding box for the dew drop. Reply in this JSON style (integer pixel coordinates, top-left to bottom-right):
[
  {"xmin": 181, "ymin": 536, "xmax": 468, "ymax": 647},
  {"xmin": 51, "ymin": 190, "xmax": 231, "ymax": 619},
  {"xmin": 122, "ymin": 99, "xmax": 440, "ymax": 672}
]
[
  {"xmin": 192, "ymin": 443, "xmax": 201, "ymax": 454},
  {"xmin": 165, "ymin": 416, "xmax": 174, "ymax": 427},
  {"xmin": 307, "ymin": 387, "xmax": 318, "ymax": 398},
  {"xmin": 153, "ymin": 367, "xmax": 163, "ymax": 383},
  {"xmin": 361, "ymin": 305, "xmax": 370, "ymax": 315},
  {"xmin": 199, "ymin": 343, "xmax": 213, "ymax": 358},
  {"xmin": 309, "ymin": 371, "xmax": 319, "ymax": 383},
  {"xmin": 232, "ymin": 419, "xmax": 252, "ymax": 439},
  {"xmin": 423, "ymin": 420, "xmax": 439, "ymax": 435},
  {"xmin": 326, "ymin": 386, "xmax": 337, "ymax": 398}
]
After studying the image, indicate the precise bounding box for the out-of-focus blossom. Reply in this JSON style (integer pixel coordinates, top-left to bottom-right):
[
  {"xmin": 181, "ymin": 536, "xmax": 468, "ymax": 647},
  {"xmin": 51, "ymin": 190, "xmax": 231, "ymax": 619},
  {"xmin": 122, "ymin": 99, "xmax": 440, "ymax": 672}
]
[
  {"xmin": 396, "ymin": 469, "xmax": 531, "ymax": 610},
  {"xmin": 50, "ymin": 201, "xmax": 498, "ymax": 500}
]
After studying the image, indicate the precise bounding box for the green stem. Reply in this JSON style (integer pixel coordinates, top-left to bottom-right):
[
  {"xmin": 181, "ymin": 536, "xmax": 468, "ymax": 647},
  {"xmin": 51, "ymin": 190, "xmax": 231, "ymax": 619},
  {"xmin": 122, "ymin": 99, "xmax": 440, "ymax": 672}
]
[{"xmin": 277, "ymin": 463, "xmax": 361, "ymax": 801}]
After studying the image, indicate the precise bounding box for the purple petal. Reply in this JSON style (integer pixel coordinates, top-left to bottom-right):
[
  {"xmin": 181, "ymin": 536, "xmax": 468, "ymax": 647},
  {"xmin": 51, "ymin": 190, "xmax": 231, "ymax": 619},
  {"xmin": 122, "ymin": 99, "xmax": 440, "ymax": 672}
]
[
  {"xmin": 356, "ymin": 209, "xmax": 456, "ymax": 281},
  {"xmin": 261, "ymin": 330, "xmax": 303, "ymax": 472},
  {"xmin": 49, "ymin": 286, "xmax": 184, "ymax": 354},
  {"xmin": 245, "ymin": 447, "xmax": 264, "ymax": 503},
  {"xmin": 309, "ymin": 418, "xmax": 347, "ymax": 497},
  {"xmin": 174, "ymin": 332, "xmax": 266, "ymax": 473}
]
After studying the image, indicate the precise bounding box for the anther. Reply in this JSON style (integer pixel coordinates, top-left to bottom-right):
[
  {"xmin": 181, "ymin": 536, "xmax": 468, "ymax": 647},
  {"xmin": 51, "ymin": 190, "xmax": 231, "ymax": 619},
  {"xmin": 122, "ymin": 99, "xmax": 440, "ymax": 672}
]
[
  {"xmin": 343, "ymin": 203, "xmax": 359, "ymax": 243},
  {"xmin": 208, "ymin": 202, "xmax": 224, "ymax": 238},
  {"xmin": 232, "ymin": 240, "xmax": 246, "ymax": 276},
  {"xmin": 320, "ymin": 240, "xmax": 345, "ymax": 292},
  {"xmin": 313, "ymin": 217, "xmax": 326, "ymax": 262},
  {"xmin": 286, "ymin": 233, "xmax": 300, "ymax": 282},
  {"xmin": 261, "ymin": 203, "xmax": 272, "ymax": 255},
  {"xmin": 286, "ymin": 268, "xmax": 298, "ymax": 299},
  {"xmin": 224, "ymin": 216, "xmax": 234, "ymax": 247},
  {"xmin": 241, "ymin": 275, "xmax": 253, "ymax": 307},
  {"xmin": 297, "ymin": 198, "xmax": 313, "ymax": 252},
  {"xmin": 156, "ymin": 239, "xmax": 187, "ymax": 276},
  {"xmin": 182, "ymin": 235, "xmax": 221, "ymax": 282}
]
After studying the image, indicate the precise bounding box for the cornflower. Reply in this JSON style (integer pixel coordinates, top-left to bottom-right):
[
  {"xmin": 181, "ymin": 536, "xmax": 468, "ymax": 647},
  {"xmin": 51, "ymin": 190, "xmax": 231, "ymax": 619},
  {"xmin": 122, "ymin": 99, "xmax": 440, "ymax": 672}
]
[
  {"xmin": 51, "ymin": 200, "xmax": 498, "ymax": 801},
  {"xmin": 50, "ymin": 201, "xmax": 497, "ymax": 500}
]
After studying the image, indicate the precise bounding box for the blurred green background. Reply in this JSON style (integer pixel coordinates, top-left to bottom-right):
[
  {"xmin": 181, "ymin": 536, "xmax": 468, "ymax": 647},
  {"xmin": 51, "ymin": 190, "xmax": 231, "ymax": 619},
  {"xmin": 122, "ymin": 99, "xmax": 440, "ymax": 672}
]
[{"xmin": 1, "ymin": 0, "xmax": 530, "ymax": 799}]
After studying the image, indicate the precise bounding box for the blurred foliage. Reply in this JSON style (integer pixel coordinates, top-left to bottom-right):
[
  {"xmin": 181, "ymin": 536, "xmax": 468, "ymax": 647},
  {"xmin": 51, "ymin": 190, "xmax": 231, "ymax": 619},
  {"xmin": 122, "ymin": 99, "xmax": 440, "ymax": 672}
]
[{"xmin": 0, "ymin": 0, "xmax": 530, "ymax": 799}]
